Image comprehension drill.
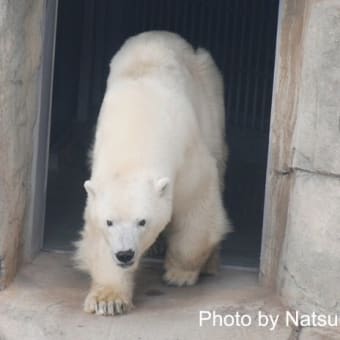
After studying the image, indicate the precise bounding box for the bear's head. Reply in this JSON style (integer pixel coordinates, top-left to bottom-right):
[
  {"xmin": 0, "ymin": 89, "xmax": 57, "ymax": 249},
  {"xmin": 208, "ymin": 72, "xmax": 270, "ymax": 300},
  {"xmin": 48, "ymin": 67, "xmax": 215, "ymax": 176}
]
[{"xmin": 84, "ymin": 174, "xmax": 172, "ymax": 269}]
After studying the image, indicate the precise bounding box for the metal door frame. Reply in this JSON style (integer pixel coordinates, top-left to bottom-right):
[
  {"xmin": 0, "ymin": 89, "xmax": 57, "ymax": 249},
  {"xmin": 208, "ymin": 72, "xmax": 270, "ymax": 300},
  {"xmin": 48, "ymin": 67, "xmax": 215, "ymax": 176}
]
[{"xmin": 24, "ymin": 0, "xmax": 59, "ymax": 260}]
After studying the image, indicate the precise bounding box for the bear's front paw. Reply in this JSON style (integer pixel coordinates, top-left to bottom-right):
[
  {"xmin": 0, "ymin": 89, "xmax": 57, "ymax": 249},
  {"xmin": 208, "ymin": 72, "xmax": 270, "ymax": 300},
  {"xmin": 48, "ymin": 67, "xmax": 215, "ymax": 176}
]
[
  {"xmin": 163, "ymin": 267, "xmax": 199, "ymax": 286},
  {"xmin": 84, "ymin": 287, "xmax": 133, "ymax": 316}
]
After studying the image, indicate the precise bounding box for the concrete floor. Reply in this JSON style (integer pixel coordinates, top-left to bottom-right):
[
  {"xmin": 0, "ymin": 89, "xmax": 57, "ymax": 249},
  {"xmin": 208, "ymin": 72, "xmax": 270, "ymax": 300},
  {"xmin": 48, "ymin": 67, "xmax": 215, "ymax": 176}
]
[{"xmin": 0, "ymin": 253, "xmax": 338, "ymax": 340}]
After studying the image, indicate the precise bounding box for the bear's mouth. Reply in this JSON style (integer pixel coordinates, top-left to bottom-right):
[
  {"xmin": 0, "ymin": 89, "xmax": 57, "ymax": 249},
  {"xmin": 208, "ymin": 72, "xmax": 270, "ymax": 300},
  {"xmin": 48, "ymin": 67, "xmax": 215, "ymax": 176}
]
[{"xmin": 117, "ymin": 261, "xmax": 134, "ymax": 268}]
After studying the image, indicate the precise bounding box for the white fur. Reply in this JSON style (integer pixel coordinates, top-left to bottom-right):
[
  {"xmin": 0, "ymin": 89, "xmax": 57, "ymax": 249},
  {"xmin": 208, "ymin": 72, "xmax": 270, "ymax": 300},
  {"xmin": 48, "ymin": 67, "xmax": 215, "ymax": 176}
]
[{"xmin": 75, "ymin": 31, "xmax": 232, "ymax": 316}]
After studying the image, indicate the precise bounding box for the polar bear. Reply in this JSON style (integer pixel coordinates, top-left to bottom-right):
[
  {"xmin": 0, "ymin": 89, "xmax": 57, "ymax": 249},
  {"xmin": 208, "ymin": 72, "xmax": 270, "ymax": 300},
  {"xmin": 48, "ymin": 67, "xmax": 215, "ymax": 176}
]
[{"xmin": 75, "ymin": 31, "xmax": 232, "ymax": 316}]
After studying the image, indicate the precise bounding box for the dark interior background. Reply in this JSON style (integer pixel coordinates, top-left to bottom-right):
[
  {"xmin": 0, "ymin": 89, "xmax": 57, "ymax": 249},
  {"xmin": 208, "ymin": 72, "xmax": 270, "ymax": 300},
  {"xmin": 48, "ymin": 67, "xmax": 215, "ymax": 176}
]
[{"xmin": 44, "ymin": 0, "xmax": 279, "ymax": 267}]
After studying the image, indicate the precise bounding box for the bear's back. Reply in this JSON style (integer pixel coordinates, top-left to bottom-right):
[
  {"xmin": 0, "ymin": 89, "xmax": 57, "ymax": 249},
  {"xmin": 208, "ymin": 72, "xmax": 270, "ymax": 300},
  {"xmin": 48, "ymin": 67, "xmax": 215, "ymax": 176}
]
[
  {"xmin": 92, "ymin": 32, "xmax": 226, "ymax": 188},
  {"xmin": 107, "ymin": 31, "xmax": 227, "ymax": 177},
  {"xmin": 92, "ymin": 32, "xmax": 199, "ymax": 178},
  {"xmin": 106, "ymin": 31, "xmax": 196, "ymax": 87}
]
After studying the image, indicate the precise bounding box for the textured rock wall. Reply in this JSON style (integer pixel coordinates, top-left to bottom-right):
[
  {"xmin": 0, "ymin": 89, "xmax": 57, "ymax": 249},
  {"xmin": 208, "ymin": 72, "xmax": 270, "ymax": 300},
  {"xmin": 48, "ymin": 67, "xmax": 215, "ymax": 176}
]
[
  {"xmin": 0, "ymin": 0, "xmax": 45, "ymax": 289},
  {"xmin": 278, "ymin": 0, "xmax": 340, "ymax": 314}
]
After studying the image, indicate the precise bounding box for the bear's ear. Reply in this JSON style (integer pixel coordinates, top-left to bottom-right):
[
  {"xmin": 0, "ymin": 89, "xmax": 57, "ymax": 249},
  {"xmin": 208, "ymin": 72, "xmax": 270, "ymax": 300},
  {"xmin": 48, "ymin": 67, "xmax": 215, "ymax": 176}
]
[
  {"xmin": 155, "ymin": 177, "xmax": 170, "ymax": 197},
  {"xmin": 84, "ymin": 180, "xmax": 95, "ymax": 198}
]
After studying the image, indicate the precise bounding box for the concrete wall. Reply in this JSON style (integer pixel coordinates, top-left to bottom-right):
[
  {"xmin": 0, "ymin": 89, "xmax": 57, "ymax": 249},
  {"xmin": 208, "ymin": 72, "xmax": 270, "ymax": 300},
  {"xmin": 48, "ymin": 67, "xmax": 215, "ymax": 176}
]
[
  {"xmin": 262, "ymin": 0, "xmax": 340, "ymax": 315},
  {"xmin": 278, "ymin": 0, "xmax": 340, "ymax": 314},
  {"xmin": 0, "ymin": 0, "xmax": 45, "ymax": 289}
]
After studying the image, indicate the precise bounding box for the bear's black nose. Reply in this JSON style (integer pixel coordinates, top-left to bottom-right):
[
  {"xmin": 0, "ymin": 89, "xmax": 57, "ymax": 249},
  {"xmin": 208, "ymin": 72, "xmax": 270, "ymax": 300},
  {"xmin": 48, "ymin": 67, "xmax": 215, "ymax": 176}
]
[{"xmin": 116, "ymin": 250, "xmax": 135, "ymax": 264}]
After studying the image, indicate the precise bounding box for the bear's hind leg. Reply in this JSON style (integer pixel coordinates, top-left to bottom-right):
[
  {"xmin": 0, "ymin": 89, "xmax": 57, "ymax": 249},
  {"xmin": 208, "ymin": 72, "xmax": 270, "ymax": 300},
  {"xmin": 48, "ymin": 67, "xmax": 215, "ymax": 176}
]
[
  {"xmin": 201, "ymin": 245, "xmax": 220, "ymax": 275},
  {"xmin": 164, "ymin": 184, "xmax": 227, "ymax": 286},
  {"xmin": 163, "ymin": 260, "xmax": 203, "ymax": 286},
  {"xmin": 163, "ymin": 224, "xmax": 217, "ymax": 286}
]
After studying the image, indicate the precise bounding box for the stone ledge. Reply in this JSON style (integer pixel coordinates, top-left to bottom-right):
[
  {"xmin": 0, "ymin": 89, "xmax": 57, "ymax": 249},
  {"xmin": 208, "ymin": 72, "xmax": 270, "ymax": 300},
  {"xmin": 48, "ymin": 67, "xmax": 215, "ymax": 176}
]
[{"xmin": 0, "ymin": 252, "xmax": 294, "ymax": 340}]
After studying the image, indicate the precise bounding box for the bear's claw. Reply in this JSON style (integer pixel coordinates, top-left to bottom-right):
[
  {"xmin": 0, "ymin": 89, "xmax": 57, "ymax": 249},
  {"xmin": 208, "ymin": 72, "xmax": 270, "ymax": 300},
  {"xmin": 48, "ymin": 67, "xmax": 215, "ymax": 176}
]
[{"xmin": 84, "ymin": 290, "xmax": 132, "ymax": 316}]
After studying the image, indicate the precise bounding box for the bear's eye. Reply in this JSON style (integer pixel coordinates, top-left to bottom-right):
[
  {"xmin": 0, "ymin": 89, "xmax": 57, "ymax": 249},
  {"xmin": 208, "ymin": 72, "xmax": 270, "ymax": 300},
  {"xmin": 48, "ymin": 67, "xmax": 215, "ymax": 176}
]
[
  {"xmin": 106, "ymin": 220, "xmax": 113, "ymax": 227},
  {"xmin": 138, "ymin": 219, "xmax": 146, "ymax": 227}
]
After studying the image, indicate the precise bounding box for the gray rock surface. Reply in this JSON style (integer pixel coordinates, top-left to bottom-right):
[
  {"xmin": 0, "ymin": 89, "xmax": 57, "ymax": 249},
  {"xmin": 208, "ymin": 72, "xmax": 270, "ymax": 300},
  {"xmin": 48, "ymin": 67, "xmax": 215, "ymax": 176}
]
[
  {"xmin": 292, "ymin": 0, "xmax": 340, "ymax": 176},
  {"xmin": 277, "ymin": 0, "xmax": 340, "ymax": 316},
  {"xmin": 279, "ymin": 171, "xmax": 340, "ymax": 314},
  {"xmin": 0, "ymin": 0, "xmax": 44, "ymax": 288}
]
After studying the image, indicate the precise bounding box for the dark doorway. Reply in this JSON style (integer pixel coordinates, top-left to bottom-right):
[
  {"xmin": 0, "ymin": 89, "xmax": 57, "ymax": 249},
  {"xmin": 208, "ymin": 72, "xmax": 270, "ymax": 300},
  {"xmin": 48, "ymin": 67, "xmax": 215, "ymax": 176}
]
[{"xmin": 44, "ymin": 0, "xmax": 279, "ymax": 268}]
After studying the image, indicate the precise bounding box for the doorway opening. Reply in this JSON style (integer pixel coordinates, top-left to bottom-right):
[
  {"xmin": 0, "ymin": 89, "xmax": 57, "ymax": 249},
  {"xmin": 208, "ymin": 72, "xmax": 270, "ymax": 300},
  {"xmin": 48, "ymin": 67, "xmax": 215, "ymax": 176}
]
[{"xmin": 43, "ymin": 0, "xmax": 279, "ymax": 268}]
